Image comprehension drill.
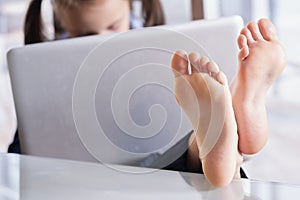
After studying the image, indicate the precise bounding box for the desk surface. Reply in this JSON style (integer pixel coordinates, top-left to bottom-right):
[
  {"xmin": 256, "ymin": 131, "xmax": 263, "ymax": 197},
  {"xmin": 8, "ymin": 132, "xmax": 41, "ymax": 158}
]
[{"xmin": 1, "ymin": 154, "xmax": 300, "ymax": 200}]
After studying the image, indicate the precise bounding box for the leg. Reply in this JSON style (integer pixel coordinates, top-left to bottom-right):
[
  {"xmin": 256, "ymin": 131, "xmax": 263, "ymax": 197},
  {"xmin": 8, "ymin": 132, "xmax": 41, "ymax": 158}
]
[
  {"xmin": 171, "ymin": 50, "xmax": 242, "ymax": 187},
  {"xmin": 231, "ymin": 19, "xmax": 286, "ymax": 154}
]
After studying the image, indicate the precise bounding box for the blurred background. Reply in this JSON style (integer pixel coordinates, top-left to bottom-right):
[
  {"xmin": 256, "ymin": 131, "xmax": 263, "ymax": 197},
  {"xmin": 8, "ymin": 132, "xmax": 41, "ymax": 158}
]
[{"xmin": 0, "ymin": 0, "xmax": 300, "ymax": 185}]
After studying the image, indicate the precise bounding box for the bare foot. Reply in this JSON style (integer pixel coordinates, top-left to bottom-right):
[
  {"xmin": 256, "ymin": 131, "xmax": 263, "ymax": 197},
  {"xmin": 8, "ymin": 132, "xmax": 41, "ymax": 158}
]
[
  {"xmin": 231, "ymin": 19, "xmax": 286, "ymax": 154},
  {"xmin": 171, "ymin": 50, "xmax": 242, "ymax": 187}
]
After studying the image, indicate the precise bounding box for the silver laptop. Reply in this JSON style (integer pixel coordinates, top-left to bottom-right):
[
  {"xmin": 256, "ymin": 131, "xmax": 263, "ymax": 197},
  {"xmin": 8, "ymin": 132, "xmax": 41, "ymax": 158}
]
[{"xmin": 7, "ymin": 16, "xmax": 243, "ymax": 166}]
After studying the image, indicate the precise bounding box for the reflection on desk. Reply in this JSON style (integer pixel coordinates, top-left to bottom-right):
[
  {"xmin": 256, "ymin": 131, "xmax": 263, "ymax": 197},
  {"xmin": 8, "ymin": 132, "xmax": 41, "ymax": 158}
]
[{"xmin": 1, "ymin": 154, "xmax": 300, "ymax": 200}]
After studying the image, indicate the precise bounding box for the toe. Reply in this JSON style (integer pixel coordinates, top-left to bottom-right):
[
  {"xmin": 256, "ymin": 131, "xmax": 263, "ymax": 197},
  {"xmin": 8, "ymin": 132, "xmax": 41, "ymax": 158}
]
[
  {"xmin": 171, "ymin": 50, "xmax": 189, "ymax": 77},
  {"xmin": 240, "ymin": 28, "xmax": 255, "ymax": 45},
  {"xmin": 207, "ymin": 61, "xmax": 220, "ymax": 75},
  {"xmin": 189, "ymin": 52, "xmax": 201, "ymax": 73},
  {"xmin": 216, "ymin": 71, "xmax": 228, "ymax": 86},
  {"xmin": 258, "ymin": 18, "xmax": 278, "ymax": 41},
  {"xmin": 238, "ymin": 47, "xmax": 249, "ymax": 61},
  {"xmin": 237, "ymin": 34, "xmax": 247, "ymax": 50},
  {"xmin": 238, "ymin": 35, "xmax": 249, "ymax": 60},
  {"xmin": 207, "ymin": 61, "xmax": 220, "ymax": 80},
  {"xmin": 199, "ymin": 56, "xmax": 210, "ymax": 73},
  {"xmin": 247, "ymin": 21, "xmax": 263, "ymax": 41}
]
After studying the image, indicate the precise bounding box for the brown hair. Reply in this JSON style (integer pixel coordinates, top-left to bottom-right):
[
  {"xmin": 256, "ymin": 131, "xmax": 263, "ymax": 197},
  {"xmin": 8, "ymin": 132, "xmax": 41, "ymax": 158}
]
[
  {"xmin": 24, "ymin": 0, "xmax": 45, "ymax": 45},
  {"xmin": 141, "ymin": 0, "xmax": 165, "ymax": 27},
  {"xmin": 23, "ymin": 0, "xmax": 165, "ymax": 45}
]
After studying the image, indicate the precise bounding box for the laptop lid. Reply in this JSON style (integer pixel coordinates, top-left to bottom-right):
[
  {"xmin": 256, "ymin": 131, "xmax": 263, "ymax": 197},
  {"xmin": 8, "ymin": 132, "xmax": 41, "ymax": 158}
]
[{"xmin": 7, "ymin": 16, "xmax": 243, "ymax": 166}]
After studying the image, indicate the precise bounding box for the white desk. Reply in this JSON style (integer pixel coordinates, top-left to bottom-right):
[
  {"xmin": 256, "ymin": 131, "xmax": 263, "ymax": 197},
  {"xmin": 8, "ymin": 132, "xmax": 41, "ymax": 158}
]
[{"xmin": 1, "ymin": 154, "xmax": 300, "ymax": 200}]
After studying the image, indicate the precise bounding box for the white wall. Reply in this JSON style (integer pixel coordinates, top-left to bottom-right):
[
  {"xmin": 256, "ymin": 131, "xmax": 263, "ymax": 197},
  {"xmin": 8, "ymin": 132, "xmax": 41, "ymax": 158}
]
[{"xmin": 160, "ymin": 0, "xmax": 192, "ymax": 24}]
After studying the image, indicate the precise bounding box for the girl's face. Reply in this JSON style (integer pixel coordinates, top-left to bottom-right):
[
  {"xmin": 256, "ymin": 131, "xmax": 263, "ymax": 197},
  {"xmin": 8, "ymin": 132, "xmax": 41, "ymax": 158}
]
[{"xmin": 53, "ymin": 0, "xmax": 131, "ymax": 38}]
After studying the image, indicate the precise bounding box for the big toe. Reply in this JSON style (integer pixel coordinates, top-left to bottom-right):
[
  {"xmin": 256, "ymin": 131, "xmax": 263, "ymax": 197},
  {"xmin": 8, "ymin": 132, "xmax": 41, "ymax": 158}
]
[
  {"xmin": 171, "ymin": 50, "xmax": 189, "ymax": 77},
  {"xmin": 258, "ymin": 18, "xmax": 278, "ymax": 41}
]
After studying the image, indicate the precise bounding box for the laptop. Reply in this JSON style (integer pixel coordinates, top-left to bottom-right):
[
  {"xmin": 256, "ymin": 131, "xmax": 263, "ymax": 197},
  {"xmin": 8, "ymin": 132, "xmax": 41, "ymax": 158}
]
[{"xmin": 7, "ymin": 16, "xmax": 243, "ymax": 166}]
